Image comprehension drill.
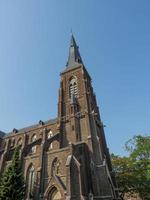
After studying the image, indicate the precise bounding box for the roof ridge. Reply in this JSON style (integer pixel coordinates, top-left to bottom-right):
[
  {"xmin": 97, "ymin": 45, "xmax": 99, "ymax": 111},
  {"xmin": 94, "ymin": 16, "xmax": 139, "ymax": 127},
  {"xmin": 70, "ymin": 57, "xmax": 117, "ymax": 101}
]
[{"xmin": 5, "ymin": 117, "xmax": 58, "ymax": 137}]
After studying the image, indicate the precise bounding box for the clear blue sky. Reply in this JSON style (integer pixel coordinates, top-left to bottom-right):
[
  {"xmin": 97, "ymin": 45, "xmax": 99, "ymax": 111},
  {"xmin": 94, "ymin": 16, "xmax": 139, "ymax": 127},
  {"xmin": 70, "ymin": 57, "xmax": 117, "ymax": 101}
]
[{"xmin": 0, "ymin": 0, "xmax": 150, "ymax": 156}]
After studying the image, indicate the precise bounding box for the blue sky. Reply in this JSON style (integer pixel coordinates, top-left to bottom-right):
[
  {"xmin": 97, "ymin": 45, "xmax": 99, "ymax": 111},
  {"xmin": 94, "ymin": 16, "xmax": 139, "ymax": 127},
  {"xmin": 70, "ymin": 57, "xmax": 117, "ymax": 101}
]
[{"xmin": 0, "ymin": 0, "xmax": 150, "ymax": 156}]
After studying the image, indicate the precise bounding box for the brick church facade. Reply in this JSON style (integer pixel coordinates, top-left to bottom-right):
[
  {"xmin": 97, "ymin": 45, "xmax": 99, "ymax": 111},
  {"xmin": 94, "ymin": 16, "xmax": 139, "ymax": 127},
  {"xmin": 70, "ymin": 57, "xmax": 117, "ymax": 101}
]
[{"xmin": 0, "ymin": 36, "xmax": 120, "ymax": 200}]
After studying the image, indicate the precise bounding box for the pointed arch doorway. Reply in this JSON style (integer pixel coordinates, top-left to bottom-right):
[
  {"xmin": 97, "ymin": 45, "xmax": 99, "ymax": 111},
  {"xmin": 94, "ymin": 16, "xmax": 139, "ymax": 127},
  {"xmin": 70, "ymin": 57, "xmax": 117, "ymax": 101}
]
[{"xmin": 48, "ymin": 186, "xmax": 61, "ymax": 200}]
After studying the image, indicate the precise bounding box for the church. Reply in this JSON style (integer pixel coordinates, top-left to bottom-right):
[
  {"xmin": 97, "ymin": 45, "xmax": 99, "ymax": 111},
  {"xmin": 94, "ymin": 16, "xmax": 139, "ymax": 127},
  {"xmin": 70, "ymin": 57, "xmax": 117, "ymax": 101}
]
[{"xmin": 0, "ymin": 36, "xmax": 120, "ymax": 200}]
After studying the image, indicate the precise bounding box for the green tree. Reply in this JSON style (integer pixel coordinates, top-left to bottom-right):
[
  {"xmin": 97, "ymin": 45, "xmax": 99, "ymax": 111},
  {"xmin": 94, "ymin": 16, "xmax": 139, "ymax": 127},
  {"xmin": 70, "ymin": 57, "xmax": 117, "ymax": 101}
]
[
  {"xmin": 112, "ymin": 135, "xmax": 150, "ymax": 200},
  {"xmin": 0, "ymin": 146, "xmax": 25, "ymax": 200},
  {"xmin": 111, "ymin": 154, "xmax": 135, "ymax": 199}
]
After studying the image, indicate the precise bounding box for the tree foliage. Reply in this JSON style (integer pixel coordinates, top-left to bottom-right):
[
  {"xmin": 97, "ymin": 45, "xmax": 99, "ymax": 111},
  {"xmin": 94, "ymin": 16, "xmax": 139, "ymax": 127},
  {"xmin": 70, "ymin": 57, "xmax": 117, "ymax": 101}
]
[
  {"xmin": 112, "ymin": 135, "xmax": 150, "ymax": 200},
  {"xmin": 0, "ymin": 146, "xmax": 25, "ymax": 200}
]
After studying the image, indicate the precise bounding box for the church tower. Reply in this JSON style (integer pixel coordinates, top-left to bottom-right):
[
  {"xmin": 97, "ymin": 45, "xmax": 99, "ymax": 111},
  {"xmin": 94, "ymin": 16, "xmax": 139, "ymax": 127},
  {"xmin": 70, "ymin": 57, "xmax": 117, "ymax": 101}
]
[
  {"xmin": 0, "ymin": 35, "xmax": 119, "ymax": 200},
  {"xmin": 57, "ymin": 35, "xmax": 119, "ymax": 199}
]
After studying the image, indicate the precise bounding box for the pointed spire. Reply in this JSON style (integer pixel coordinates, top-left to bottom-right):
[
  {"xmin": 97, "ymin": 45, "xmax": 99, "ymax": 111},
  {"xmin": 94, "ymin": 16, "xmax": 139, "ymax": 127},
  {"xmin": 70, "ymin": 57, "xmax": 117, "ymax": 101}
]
[{"xmin": 66, "ymin": 34, "xmax": 83, "ymax": 68}]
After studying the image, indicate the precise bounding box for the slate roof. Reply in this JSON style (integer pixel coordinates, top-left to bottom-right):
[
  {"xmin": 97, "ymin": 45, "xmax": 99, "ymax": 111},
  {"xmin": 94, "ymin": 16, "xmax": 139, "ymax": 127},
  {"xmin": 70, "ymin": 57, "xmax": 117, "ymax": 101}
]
[
  {"xmin": 61, "ymin": 35, "xmax": 91, "ymax": 81},
  {"xmin": 5, "ymin": 118, "xmax": 58, "ymax": 138},
  {"xmin": 0, "ymin": 131, "xmax": 5, "ymax": 138},
  {"xmin": 66, "ymin": 34, "xmax": 83, "ymax": 68}
]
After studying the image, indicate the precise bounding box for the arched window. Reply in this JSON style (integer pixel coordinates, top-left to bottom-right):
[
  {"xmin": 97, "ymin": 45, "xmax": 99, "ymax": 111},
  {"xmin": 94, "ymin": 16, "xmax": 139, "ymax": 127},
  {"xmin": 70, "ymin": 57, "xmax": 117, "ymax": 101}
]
[
  {"xmin": 48, "ymin": 130, "xmax": 53, "ymax": 150},
  {"xmin": 47, "ymin": 130, "xmax": 53, "ymax": 139},
  {"xmin": 27, "ymin": 165, "xmax": 35, "ymax": 198},
  {"xmin": 69, "ymin": 77, "xmax": 78, "ymax": 98},
  {"xmin": 31, "ymin": 134, "xmax": 37, "ymax": 154}
]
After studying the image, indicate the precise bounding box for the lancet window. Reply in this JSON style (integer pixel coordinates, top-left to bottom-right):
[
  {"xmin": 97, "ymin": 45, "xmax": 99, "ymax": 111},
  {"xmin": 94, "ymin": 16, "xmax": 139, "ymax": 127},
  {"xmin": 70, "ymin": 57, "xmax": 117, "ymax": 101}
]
[
  {"xmin": 31, "ymin": 134, "xmax": 37, "ymax": 154},
  {"xmin": 69, "ymin": 77, "xmax": 78, "ymax": 98},
  {"xmin": 27, "ymin": 165, "xmax": 35, "ymax": 198},
  {"xmin": 48, "ymin": 130, "xmax": 53, "ymax": 139}
]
